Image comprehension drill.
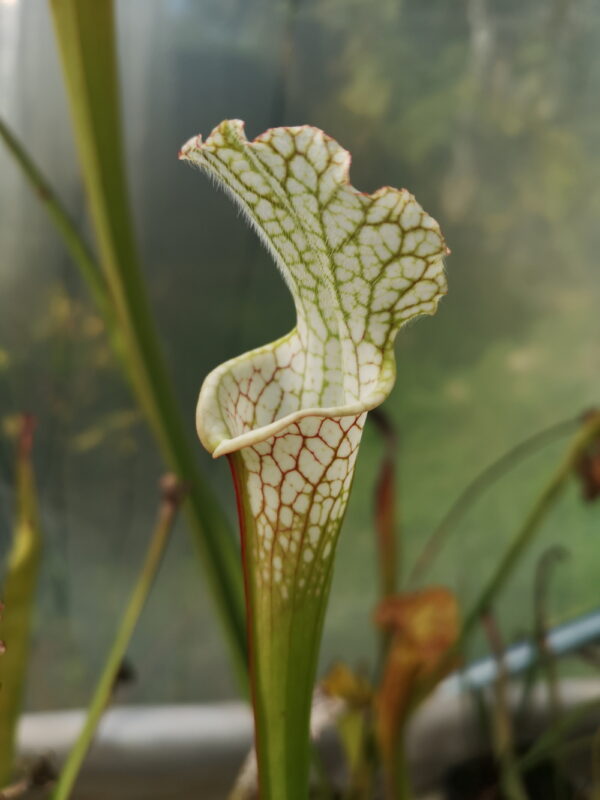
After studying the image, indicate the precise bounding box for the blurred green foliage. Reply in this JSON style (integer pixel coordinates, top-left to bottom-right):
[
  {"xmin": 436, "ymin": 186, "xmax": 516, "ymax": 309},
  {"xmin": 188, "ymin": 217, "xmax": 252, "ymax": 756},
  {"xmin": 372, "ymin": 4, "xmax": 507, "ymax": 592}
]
[{"xmin": 0, "ymin": 0, "xmax": 598, "ymax": 708}]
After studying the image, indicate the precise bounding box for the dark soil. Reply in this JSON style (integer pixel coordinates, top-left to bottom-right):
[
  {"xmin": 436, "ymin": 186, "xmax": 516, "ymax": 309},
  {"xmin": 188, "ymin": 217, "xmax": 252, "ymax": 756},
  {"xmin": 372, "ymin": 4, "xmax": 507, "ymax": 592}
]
[{"xmin": 444, "ymin": 752, "xmax": 578, "ymax": 800}]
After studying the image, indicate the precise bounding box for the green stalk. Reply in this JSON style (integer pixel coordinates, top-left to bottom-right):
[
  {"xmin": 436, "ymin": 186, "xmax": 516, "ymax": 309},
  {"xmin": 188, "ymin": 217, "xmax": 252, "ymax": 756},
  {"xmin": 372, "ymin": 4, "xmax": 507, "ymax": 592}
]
[
  {"xmin": 533, "ymin": 546, "xmax": 568, "ymax": 721},
  {"xmin": 481, "ymin": 613, "xmax": 529, "ymax": 800},
  {"xmin": 0, "ymin": 417, "xmax": 42, "ymax": 788},
  {"xmin": 39, "ymin": 0, "xmax": 247, "ymax": 679},
  {"xmin": 230, "ymin": 451, "xmax": 340, "ymax": 800},
  {"xmin": 51, "ymin": 476, "xmax": 184, "ymax": 800},
  {"xmin": 388, "ymin": 741, "xmax": 413, "ymax": 800}
]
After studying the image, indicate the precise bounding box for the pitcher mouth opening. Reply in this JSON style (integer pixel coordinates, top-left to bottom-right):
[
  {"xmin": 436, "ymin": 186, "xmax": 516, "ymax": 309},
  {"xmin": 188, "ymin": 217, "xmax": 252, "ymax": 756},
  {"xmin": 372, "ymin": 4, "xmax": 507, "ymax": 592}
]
[
  {"xmin": 203, "ymin": 397, "xmax": 384, "ymax": 458},
  {"xmin": 195, "ymin": 323, "xmax": 406, "ymax": 458},
  {"xmin": 197, "ymin": 344, "xmax": 393, "ymax": 458}
]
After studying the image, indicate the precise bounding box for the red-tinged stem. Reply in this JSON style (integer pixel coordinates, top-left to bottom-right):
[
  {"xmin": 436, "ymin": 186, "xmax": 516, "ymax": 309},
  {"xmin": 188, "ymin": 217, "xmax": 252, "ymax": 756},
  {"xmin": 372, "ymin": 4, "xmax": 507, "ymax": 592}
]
[
  {"xmin": 227, "ymin": 455, "xmax": 263, "ymax": 792},
  {"xmin": 230, "ymin": 451, "xmax": 324, "ymax": 799},
  {"xmin": 226, "ymin": 413, "xmax": 365, "ymax": 800}
]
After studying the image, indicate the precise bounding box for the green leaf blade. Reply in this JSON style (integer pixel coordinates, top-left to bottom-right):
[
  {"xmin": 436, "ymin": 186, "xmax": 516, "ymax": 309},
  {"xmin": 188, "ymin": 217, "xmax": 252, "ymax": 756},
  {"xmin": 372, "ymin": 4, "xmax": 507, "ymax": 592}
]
[
  {"xmin": 47, "ymin": 0, "xmax": 247, "ymax": 681},
  {"xmin": 0, "ymin": 417, "xmax": 42, "ymax": 788}
]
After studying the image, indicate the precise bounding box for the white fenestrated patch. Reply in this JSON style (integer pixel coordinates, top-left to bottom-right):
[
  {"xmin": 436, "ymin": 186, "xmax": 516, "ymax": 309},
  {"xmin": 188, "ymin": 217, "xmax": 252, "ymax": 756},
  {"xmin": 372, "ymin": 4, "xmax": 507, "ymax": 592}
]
[{"xmin": 181, "ymin": 120, "xmax": 447, "ymax": 596}]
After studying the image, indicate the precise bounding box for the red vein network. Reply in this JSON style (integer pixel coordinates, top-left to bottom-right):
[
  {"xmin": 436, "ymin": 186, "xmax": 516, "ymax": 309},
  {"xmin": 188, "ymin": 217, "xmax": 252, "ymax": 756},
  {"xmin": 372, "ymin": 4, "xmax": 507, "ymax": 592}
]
[{"xmin": 181, "ymin": 120, "xmax": 447, "ymax": 595}]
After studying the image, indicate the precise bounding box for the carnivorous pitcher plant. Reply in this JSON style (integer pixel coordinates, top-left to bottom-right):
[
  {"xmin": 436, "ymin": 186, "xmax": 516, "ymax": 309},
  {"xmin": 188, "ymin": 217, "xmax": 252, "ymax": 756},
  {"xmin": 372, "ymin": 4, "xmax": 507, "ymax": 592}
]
[{"xmin": 180, "ymin": 120, "xmax": 448, "ymax": 799}]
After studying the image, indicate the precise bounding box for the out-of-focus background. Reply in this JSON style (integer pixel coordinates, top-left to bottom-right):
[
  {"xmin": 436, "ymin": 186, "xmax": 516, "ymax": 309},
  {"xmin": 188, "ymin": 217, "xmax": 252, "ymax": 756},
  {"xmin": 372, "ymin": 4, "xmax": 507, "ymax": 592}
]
[{"xmin": 1, "ymin": 0, "xmax": 599, "ymax": 710}]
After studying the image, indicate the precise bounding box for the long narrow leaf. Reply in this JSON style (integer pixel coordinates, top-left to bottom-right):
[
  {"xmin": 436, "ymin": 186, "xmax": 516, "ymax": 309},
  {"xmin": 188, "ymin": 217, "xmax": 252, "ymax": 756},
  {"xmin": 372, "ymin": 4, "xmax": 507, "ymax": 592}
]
[
  {"xmin": 0, "ymin": 416, "xmax": 42, "ymax": 788},
  {"xmin": 51, "ymin": 475, "xmax": 184, "ymax": 800},
  {"xmin": 46, "ymin": 0, "xmax": 247, "ymax": 678},
  {"xmin": 0, "ymin": 119, "xmax": 112, "ymax": 328}
]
